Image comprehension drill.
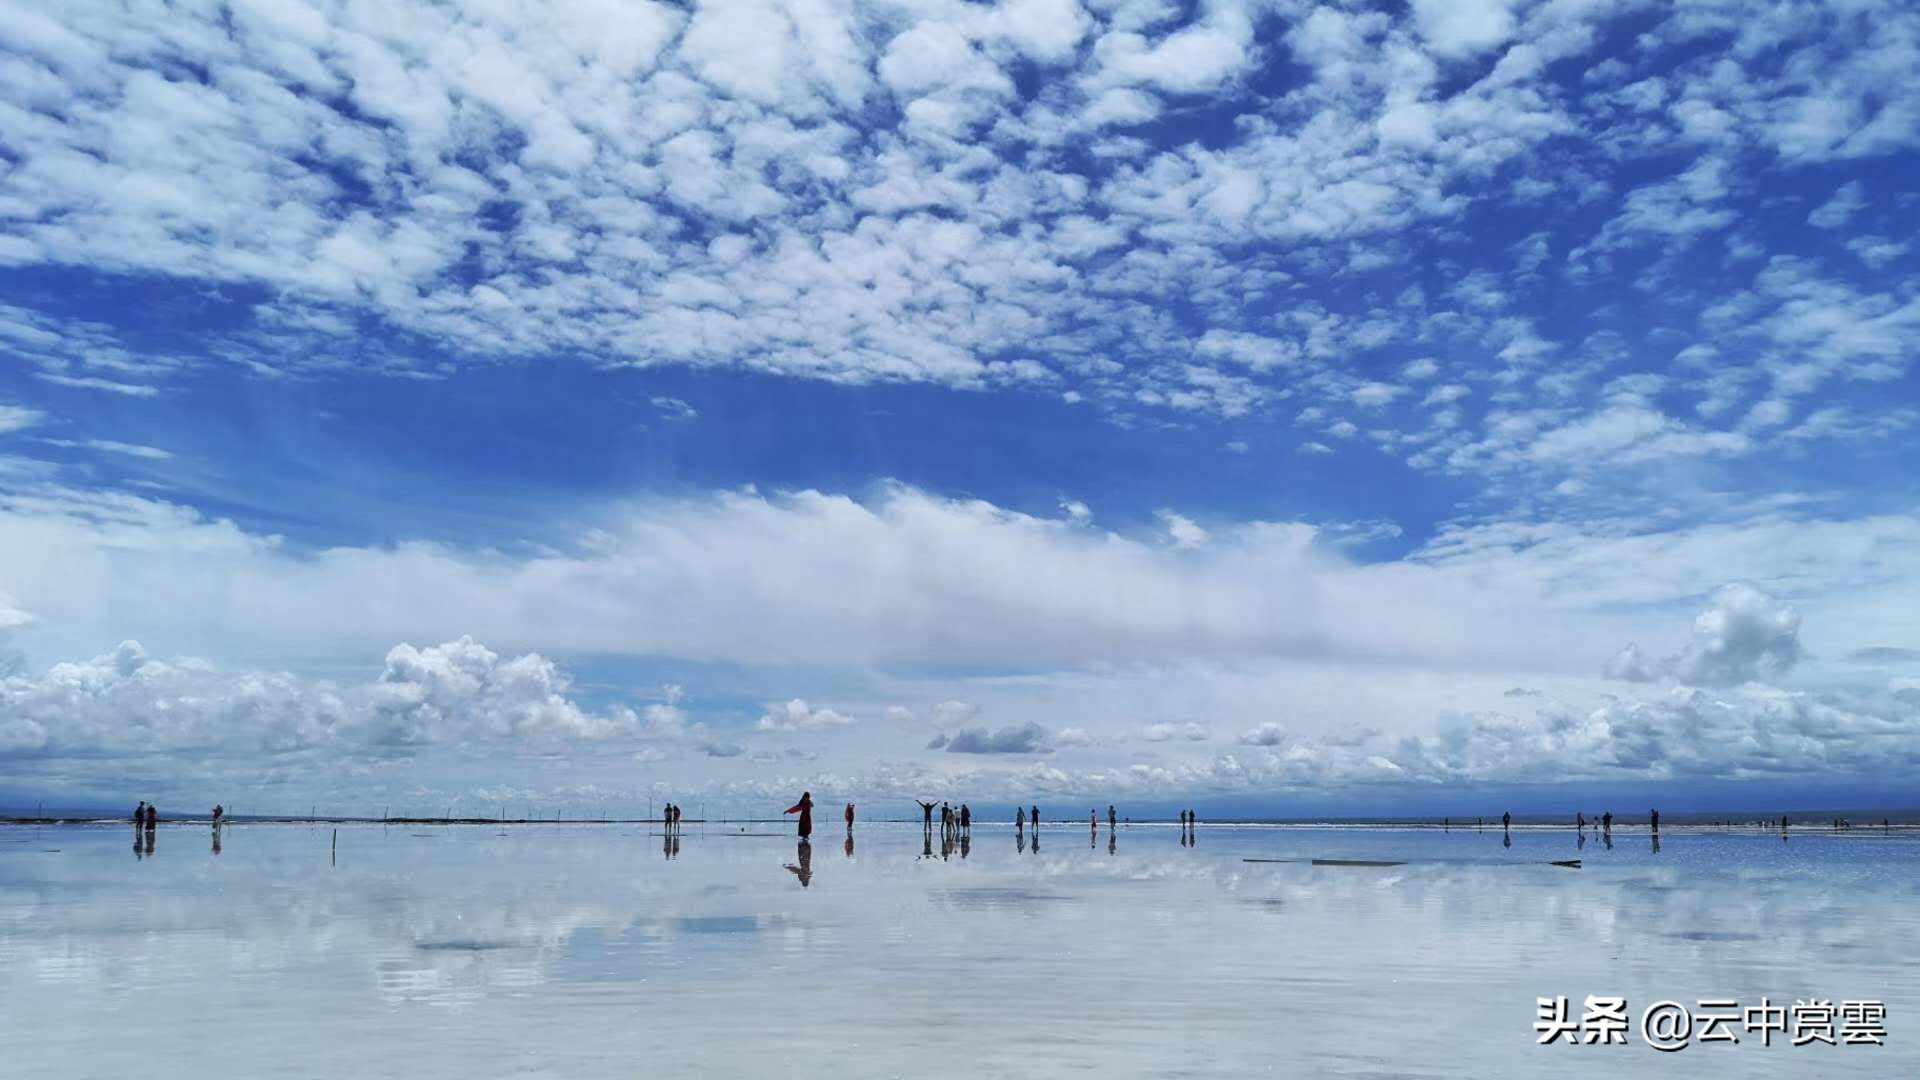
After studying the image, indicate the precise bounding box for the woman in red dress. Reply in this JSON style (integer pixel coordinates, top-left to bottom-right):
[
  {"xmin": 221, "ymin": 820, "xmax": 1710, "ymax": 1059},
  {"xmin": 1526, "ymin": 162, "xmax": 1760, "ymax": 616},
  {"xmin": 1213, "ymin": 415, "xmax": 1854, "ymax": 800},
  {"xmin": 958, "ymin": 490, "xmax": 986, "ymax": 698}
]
[{"xmin": 785, "ymin": 792, "xmax": 814, "ymax": 838}]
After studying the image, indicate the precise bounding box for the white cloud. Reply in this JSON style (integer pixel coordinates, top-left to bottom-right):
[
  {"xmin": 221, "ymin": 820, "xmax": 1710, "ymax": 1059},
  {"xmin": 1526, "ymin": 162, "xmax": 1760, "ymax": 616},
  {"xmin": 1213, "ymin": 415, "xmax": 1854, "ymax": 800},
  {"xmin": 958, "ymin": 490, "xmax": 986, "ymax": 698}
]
[
  {"xmin": 1807, "ymin": 181, "xmax": 1867, "ymax": 229},
  {"xmin": 1159, "ymin": 510, "xmax": 1210, "ymax": 549},
  {"xmin": 1606, "ymin": 584, "xmax": 1804, "ymax": 687},
  {"xmin": 1142, "ymin": 721, "xmax": 1209, "ymax": 742},
  {"xmin": 755, "ymin": 698, "xmax": 855, "ymax": 732},
  {"xmin": 1411, "ymin": 0, "xmax": 1518, "ymax": 59},
  {"xmin": 651, "ymin": 396, "xmax": 698, "ymax": 421},
  {"xmin": 0, "ymin": 405, "xmax": 44, "ymax": 434}
]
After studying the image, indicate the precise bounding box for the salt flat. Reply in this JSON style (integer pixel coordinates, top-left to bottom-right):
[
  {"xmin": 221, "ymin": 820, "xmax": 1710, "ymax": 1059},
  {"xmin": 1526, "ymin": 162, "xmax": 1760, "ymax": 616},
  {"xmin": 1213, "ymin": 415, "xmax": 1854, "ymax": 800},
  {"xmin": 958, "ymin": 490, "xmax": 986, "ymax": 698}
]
[{"xmin": 2, "ymin": 822, "xmax": 1914, "ymax": 1077}]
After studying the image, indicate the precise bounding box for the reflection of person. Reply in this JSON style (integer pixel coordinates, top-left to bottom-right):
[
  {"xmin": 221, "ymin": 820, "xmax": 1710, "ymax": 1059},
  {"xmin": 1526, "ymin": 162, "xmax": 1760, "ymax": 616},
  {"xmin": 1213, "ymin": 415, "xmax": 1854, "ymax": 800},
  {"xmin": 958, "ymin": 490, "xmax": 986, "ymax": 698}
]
[
  {"xmin": 844, "ymin": 834, "xmax": 854, "ymax": 859},
  {"xmin": 786, "ymin": 840, "xmax": 813, "ymax": 887},
  {"xmin": 1502, "ymin": 830, "xmax": 1512, "ymax": 849},
  {"xmin": 1651, "ymin": 833, "xmax": 1662, "ymax": 855},
  {"xmin": 784, "ymin": 792, "xmax": 814, "ymax": 838}
]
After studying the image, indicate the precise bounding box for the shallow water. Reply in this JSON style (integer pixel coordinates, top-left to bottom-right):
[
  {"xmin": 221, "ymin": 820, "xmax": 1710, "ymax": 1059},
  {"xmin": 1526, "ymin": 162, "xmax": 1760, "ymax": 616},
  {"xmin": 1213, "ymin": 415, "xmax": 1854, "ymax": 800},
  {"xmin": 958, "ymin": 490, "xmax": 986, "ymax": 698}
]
[{"xmin": 2, "ymin": 821, "xmax": 1914, "ymax": 1077}]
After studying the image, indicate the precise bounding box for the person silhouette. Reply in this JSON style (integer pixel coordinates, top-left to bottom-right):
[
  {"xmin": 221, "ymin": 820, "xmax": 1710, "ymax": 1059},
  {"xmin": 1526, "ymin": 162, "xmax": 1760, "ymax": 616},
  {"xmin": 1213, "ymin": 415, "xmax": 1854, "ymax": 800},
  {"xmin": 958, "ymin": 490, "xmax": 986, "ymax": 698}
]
[
  {"xmin": 1031, "ymin": 805, "xmax": 1040, "ymax": 829},
  {"xmin": 134, "ymin": 801, "xmax": 145, "ymax": 826},
  {"xmin": 960, "ymin": 833, "xmax": 970, "ymax": 859},
  {"xmin": 1108, "ymin": 805, "xmax": 1117, "ymax": 831},
  {"xmin": 1031, "ymin": 828, "xmax": 1041, "ymax": 853},
  {"xmin": 844, "ymin": 834, "xmax": 854, "ymax": 859},
  {"xmin": 786, "ymin": 840, "xmax": 813, "ymax": 887},
  {"xmin": 845, "ymin": 802, "xmax": 855, "ymax": 834},
  {"xmin": 1501, "ymin": 811, "xmax": 1511, "ymax": 830},
  {"xmin": 1016, "ymin": 806, "xmax": 1026, "ymax": 832},
  {"xmin": 922, "ymin": 830, "xmax": 934, "ymax": 859},
  {"xmin": 1503, "ymin": 830, "xmax": 1512, "ymax": 849},
  {"xmin": 785, "ymin": 792, "xmax": 814, "ymax": 839},
  {"xmin": 1649, "ymin": 808, "xmax": 1660, "ymax": 832},
  {"xmin": 918, "ymin": 800, "xmax": 936, "ymax": 829},
  {"xmin": 1108, "ymin": 832, "xmax": 1116, "ymax": 855},
  {"xmin": 960, "ymin": 803, "xmax": 971, "ymax": 835},
  {"xmin": 1017, "ymin": 831, "xmax": 1027, "ymax": 854},
  {"xmin": 1651, "ymin": 832, "xmax": 1662, "ymax": 855}
]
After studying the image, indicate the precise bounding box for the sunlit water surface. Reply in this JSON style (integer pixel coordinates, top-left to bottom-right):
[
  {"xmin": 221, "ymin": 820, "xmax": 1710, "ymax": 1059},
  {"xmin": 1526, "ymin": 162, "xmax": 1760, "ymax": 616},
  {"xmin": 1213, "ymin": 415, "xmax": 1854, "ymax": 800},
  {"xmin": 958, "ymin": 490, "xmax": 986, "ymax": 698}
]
[{"xmin": 3, "ymin": 822, "xmax": 1915, "ymax": 1077}]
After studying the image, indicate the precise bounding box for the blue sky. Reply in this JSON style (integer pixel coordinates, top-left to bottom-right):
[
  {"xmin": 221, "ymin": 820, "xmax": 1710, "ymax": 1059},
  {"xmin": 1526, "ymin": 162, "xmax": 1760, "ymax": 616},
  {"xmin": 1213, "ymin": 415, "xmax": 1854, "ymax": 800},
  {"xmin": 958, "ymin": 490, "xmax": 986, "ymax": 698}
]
[{"xmin": 2, "ymin": 0, "xmax": 1919, "ymax": 817}]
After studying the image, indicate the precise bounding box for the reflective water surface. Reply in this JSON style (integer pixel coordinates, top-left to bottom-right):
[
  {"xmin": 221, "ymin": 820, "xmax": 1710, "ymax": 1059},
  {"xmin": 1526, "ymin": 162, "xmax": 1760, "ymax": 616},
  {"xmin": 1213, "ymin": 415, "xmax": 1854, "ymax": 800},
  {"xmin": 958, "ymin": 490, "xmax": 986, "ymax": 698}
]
[{"xmin": 3, "ymin": 822, "xmax": 1915, "ymax": 1077}]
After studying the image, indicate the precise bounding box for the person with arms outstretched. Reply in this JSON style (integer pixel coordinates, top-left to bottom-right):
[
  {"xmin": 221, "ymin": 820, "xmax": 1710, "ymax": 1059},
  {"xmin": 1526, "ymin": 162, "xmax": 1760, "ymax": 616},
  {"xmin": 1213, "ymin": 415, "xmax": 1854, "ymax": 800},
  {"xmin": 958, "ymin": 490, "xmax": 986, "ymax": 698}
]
[{"xmin": 785, "ymin": 792, "xmax": 814, "ymax": 839}]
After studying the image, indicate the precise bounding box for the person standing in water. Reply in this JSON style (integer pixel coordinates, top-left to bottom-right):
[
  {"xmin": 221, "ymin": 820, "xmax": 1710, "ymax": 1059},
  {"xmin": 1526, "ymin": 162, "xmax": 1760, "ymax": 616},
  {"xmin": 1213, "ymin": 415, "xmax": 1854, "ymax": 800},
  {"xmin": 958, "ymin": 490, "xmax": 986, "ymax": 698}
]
[
  {"xmin": 785, "ymin": 792, "xmax": 814, "ymax": 839},
  {"xmin": 1016, "ymin": 806, "xmax": 1026, "ymax": 833},
  {"xmin": 959, "ymin": 803, "xmax": 971, "ymax": 835},
  {"xmin": 1031, "ymin": 804, "xmax": 1040, "ymax": 829},
  {"xmin": 1502, "ymin": 810, "xmax": 1511, "ymax": 831},
  {"xmin": 918, "ymin": 800, "xmax": 936, "ymax": 829},
  {"xmin": 133, "ymin": 801, "xmax": 146, "ymax": 827},
  {"xmin": 1108, "ymin": 805, "xmax": 1117, "ymax": 831},
  {"xmin": 1576, "ymin": 811, "xmax": 1586, "ymax": 830},
  {"xmin": 845, "ymin": 802, "xmax": 855, "ymax": 833},
  {"xmin": 1650, "ymin": 808, "xmax": 1660, "ymax": 832}
]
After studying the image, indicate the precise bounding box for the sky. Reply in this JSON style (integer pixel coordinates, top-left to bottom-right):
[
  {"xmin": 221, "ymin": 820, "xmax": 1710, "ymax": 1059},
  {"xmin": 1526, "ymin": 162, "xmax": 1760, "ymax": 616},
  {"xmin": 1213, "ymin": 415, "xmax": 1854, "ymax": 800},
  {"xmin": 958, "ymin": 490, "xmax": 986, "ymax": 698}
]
[{"xmin": 2, "ymin": 0, "xmax": 1918, "ymax": 819}]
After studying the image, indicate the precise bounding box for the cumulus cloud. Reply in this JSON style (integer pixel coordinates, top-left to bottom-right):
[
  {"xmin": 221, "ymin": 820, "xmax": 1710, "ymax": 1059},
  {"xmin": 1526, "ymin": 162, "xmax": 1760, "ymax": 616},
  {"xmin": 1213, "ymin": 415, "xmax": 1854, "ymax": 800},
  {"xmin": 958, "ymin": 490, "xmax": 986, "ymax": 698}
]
[
  {"xmin": 755, "ymin": 698, "xmax": 855, "ymax": 732},
  {"xmin": 1236, "ymin": 722, "xmax": 1288, "ymax": 747},
  {"xmin": 0, "ymin": 635, "xmax": 634, "ymax": 761},
  {"xmin": 1143, "ymin": 721, "xmax": 1209, "ymax": 742},
  {"xmin": 1606, "ymin": 584, "xmax": 1805, "ymax": 686},
  {"xmin": 945, "ymin": 722, "xmax": 1052, "ymax": 754}
]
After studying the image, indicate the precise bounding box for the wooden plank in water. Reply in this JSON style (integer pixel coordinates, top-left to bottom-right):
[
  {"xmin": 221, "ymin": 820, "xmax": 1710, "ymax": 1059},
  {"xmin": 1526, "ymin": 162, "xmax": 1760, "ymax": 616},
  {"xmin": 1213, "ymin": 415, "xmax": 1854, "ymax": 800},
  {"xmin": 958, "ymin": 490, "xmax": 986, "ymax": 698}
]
[
  {"xmin": 1551, "ymin": 859, "xmax": 1581, "ymax": 868},
  {"xmin": 1311, "ymin": 858, "xmax": 1405, "ymax": 867}
]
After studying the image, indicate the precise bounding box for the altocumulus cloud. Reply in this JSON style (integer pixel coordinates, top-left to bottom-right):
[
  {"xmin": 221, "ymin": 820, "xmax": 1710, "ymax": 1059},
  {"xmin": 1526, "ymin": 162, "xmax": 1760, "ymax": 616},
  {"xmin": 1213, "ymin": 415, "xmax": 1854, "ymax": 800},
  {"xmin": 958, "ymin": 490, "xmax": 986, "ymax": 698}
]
[{"xmin": 1, "ymin": 0, "xmax": 1916, "ymax": 494}]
